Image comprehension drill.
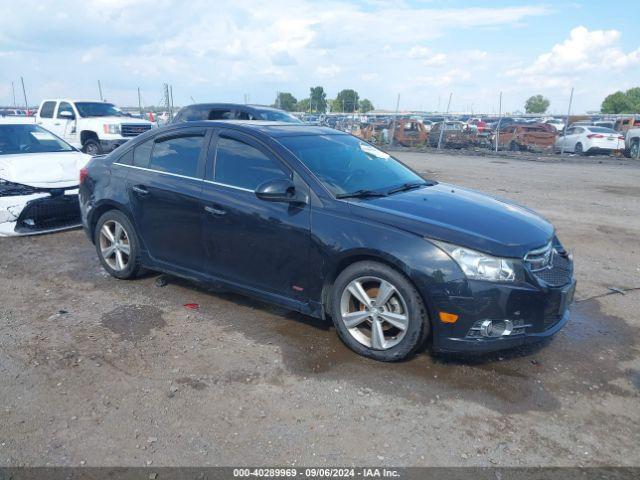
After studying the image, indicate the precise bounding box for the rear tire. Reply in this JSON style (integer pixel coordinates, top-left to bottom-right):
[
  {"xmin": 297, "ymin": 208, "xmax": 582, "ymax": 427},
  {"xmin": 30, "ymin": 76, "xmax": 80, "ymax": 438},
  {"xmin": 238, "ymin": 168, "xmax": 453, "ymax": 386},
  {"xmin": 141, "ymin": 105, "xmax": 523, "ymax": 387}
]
[
  {"xmin": 575, "ymin": 142, "xmax": 584, "ymax": 155},
  {"xmin": 94, "ymin": 210, "xmax": 141, "ymax": 280},
  {"xmin": 330, "ymin": 261, "xmax": 430, "ymax": 362}
]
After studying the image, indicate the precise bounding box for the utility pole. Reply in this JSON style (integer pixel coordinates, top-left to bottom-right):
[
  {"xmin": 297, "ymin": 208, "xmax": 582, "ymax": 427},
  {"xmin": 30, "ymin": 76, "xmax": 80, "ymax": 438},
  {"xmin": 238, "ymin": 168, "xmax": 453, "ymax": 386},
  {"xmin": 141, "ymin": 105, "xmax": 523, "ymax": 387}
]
[
  {"xmin": 389, "ymin": 93, "xmax": 401, "ymax": 146},
  {"xmin": 20, "ymin": 77, "xmax": 28, "ymax": 110},
  {"xmin": 495, "ymin": 91, "xmax": 503, "ymax": 153},
  {"xmin": 98, "ymin": 80, "xmax": 104, "ymax": 101},
  {"xmin": 169, "ymin": 85, "xmax": 174, "ymax": 116},
  {"xmin": 437, "ymin": 92, "xmax": 453, "ymax": 150},
  {"xmin": 11, "ymin": 81, "xmax": 16, "ymax": 107},
  {"xmin": 560, "ymin": 87, "xmax": 574, "ymax": 155}
]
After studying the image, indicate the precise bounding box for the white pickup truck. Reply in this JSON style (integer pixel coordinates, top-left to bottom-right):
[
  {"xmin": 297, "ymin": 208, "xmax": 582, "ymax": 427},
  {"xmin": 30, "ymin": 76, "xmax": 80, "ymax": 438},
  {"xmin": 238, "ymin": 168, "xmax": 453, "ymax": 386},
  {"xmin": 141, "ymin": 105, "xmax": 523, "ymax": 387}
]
[{"xmin": 35, "ymin": 99, "xmax": 153, "ymax": 155}]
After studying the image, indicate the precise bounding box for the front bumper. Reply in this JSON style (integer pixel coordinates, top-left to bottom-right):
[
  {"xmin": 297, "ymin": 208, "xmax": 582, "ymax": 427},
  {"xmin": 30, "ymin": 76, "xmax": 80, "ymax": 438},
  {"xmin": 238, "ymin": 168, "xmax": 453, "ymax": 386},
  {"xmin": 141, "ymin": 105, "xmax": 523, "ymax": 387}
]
[
  {"xmin": 0, "ymin": 190, "xmax": 81, "ymax": 236},
  {"xmin": 429, "ymin": 274, "xmax": 576, "ymax": 354},
  {"xmin": 100, "ymin": 138, "xmax": 129, "ymax": 153}
]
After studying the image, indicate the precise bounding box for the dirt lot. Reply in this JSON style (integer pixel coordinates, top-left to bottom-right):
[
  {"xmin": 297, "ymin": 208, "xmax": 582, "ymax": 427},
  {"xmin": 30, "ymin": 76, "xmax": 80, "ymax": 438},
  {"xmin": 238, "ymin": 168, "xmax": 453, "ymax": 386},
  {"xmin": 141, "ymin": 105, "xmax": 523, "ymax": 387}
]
[{"xmin": 1, "ymin": 152, "xmax": 639, "ymax": 467}]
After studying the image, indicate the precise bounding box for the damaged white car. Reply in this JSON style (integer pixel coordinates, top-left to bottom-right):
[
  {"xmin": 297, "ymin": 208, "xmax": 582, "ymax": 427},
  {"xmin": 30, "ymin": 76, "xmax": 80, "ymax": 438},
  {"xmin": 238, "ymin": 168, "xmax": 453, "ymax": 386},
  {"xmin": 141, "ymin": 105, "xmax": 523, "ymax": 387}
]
[{"xmin": 0, "ymin": 123, "xmax": 90, "ymax": 236}]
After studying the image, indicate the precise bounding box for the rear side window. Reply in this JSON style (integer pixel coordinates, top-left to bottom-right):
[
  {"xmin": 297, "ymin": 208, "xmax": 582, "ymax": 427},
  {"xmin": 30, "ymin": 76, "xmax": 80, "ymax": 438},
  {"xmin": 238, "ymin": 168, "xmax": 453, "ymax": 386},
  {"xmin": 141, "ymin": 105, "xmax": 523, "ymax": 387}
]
[
  {"xmin": 214, "ymin": 137, "xmax": 288, "ymax": 190},
  {"xmin": 39, "ymin": 102, "xmax": 56, "ymax": 118},
  {"xmin": 133, "ymin": 140, "xmax": 153, "ymax": 168},
  {"xmin": 149, "ymin": 133, "xmax": 204, "ymax": 177},
  {"xmin": 208, "ymin": 109, "xmax": 234, "ymax": 120}
]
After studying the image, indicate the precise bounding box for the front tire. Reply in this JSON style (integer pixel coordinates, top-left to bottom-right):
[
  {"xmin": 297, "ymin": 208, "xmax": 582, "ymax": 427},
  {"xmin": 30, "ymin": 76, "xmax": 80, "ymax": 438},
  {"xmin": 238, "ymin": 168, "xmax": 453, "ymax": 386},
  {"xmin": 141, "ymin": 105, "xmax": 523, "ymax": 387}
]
[
  {"xmin": 94, "ymin": 210, "xmax": 141, "ymax": 279},
  {"xmin": 83, "ymin": 138, "xmax": 103, "ymax": 156},
  {"xmin": 330, "ymin": 261, "xmax": 430, "ymax": 362},
  {"xmin": 630, "ymin": 140, "xmax": 640, "ymax": 159}
]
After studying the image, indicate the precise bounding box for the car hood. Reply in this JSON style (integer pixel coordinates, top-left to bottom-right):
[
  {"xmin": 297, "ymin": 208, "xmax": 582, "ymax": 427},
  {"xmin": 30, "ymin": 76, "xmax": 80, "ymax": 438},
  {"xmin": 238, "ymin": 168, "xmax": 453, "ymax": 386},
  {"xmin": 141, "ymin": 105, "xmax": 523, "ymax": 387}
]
[
  {"xmin": 0, "ymin": 151, "xmax": 90, "ymax": 188},
  {"xmin": 347, "ymin": 183, "xmax": 554, "ymax": 258},
  {"xmin": 94, "ymin": 116, "xmax": 152, "ymax": 125}
]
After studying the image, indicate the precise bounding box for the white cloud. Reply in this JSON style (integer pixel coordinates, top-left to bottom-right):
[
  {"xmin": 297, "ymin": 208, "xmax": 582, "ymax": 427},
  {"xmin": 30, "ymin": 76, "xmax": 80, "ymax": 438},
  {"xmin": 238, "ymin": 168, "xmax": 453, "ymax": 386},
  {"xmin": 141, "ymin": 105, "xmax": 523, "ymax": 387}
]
[
  {"xmin": 315, "ymin": 64, "xmax": 341, "ymax": 77},
  {"xmin": 507, "ymin": 26, "xmax": 640, "ymax": 87}
]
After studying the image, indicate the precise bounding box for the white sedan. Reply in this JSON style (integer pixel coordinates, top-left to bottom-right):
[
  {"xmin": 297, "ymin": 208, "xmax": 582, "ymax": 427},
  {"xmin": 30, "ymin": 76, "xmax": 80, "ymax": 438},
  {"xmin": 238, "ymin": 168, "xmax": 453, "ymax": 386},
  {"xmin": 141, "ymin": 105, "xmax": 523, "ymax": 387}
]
[
  {"xmin": 0, "ymin": 122, "xmax": 90, "ymax": 236},
  {"xmin": 555, "ymin": 125, "xmax": 625, "ymax": 155}
]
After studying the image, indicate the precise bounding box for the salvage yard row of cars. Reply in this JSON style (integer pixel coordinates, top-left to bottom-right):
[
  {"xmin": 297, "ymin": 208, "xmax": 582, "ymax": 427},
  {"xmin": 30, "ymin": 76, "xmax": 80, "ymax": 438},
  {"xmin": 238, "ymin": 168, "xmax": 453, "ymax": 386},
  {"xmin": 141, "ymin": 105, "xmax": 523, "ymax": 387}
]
[
  {"xmin": 323, "ymin": 113, "xmax": 640, "ymax": 156},
  {"xmin": 1, "ymin": 98, "xmax": 577, "ymax": 362}
]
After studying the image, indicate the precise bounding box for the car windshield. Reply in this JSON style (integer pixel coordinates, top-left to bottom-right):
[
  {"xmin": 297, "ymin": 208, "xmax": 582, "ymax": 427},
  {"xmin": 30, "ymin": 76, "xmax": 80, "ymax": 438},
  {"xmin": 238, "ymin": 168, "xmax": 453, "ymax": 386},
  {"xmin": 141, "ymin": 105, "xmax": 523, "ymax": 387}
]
[
  {"xmin": 0, "ymin": 124, "xmax": 75, "ymax": 155},
  {"xmin": 75, "ymin": 102, "xmax": 125, "ymax": 117},
  {"xmin": 256, "ymin": 110, "xmax": 302, "ymax": 123},
  {"xmin": 280, "ymin": 134, "xmax": 425, "ymax": 196},
  {"xmin": 588, "ymin": 127, "xmax": 617, "ymax": 134}
]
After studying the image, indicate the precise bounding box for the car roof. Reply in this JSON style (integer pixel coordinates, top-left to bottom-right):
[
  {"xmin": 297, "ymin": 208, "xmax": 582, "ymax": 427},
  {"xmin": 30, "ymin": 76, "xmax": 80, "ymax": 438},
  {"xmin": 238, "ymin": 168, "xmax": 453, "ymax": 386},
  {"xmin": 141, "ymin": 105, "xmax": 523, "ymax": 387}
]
[
  {"xmin": 178, "ymin": 103, "xmax": 286, "ymax": 112},
  {"xmin": 166, "ymin": 120, "xmax": 346, "ymax": 137}
]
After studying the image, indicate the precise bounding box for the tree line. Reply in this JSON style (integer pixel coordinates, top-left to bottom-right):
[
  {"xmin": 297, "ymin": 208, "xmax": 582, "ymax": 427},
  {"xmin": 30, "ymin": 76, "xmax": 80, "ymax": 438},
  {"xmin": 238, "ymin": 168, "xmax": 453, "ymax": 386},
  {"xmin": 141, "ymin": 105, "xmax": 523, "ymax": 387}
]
[
  {"xmin": 274, "ymin": 87, "xmax": 374, "ymax": 113},
  {"xmin": 272, "ymin": 88, "xmax": 640, "ymax": 115}
]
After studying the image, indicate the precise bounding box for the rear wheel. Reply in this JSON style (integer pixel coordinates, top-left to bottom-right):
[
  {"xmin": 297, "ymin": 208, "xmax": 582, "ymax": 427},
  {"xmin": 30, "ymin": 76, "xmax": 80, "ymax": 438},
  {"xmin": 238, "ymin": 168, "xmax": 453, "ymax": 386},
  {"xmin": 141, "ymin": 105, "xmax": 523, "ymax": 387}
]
[
  {"xmin": 94, "ymin": 210, "xmax": 141, "ymax": 279},
  {"xmin": 630, "ymin": 140, "xmax": 640, "ymax": 159},
  {"xmin": 575, "ymin": 142, "xmax": 584, "ymax": 155},
  {"xmin": 509, "ymin": 141, "xmax": 519, "ymax": 152},
  {"xmin": 331, "ymin": 261, "xmax": 429, "ymax": 362}
]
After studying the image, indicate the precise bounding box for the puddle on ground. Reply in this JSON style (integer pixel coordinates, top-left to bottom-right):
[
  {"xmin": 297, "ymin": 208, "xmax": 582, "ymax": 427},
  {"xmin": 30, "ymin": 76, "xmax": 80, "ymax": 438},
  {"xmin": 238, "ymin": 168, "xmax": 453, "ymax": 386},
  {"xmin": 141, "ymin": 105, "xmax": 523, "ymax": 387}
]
[
  {"xmin": 214, "ymin": 291, "xmax": 639, "ymax": 414},
  {"xmin": 101, "ymin": 304, "xmax": 166, "ymax": 342},
  {"xmin": 132, "ymin": 275, "xmax": 640, "ymax": 414}
]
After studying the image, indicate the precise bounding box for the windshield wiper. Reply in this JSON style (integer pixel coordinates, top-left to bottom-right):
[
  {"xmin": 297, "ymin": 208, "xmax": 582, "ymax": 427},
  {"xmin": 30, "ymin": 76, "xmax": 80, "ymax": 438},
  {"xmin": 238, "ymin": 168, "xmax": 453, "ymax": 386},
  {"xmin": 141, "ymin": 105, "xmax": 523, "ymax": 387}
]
[
  {"xmin": 335, "ymin": 189, "xmax": 387, "ymax": 199},
  {"xmin": 386, "ymin": 181, "xmax": 431, "ymax": 195}
]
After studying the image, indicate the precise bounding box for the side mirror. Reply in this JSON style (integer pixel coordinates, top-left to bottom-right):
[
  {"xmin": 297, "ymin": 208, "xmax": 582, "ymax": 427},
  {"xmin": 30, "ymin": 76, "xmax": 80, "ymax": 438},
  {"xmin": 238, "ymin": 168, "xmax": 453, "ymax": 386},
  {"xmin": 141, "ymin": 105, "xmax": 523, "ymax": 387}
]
[
  {"xmin": 255, "ymin": 178, "xmax": 307, "ymax": 204},
  {"xmin": 59, "ymin": 111, "xmax": 75, "ymax": 119}
]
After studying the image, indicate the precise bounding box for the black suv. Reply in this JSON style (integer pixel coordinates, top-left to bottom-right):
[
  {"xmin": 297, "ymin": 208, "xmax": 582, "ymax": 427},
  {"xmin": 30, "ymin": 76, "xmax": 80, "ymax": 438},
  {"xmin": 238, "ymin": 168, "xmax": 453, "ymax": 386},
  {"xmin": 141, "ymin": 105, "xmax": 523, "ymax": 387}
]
[{"xmin": 172, "ymin": 103, "xmax": 301, "ymax": 124}]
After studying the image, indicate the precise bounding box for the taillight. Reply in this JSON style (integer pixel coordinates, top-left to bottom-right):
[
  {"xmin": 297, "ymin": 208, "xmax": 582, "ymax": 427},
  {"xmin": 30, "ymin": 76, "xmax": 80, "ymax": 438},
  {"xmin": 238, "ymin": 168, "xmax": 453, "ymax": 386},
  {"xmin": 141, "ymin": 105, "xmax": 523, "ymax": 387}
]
[
  {"xmin": 79, "ymin": 167, "xmax": 89, "ymax": 184},
  {"xmin": 618, "ymin": 135, "xmax": 625, "ymax": 140},
  {"xmin": 587, "ymin": 134, "xmax": 604, "ymax": 139}
]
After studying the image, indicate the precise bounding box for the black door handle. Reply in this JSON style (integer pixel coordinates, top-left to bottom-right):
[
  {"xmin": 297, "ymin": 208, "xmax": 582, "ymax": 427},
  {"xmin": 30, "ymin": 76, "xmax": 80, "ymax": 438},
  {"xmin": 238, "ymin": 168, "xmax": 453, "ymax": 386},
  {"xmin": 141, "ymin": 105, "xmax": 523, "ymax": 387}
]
[
  {"xmin": 132, "ymin": 185, "xmax": 149, "ymax": 196},
  {"xmin": 204, "ymin": 205, "xmax": 226, "ymax": 216}
]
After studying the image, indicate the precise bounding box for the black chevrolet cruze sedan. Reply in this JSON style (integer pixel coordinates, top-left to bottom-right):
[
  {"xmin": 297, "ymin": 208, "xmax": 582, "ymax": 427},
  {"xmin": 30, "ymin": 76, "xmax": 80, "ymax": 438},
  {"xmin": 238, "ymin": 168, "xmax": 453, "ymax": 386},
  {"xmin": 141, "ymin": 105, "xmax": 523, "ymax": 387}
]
[{"xmin": 79, "ymin": 121, "xmax": 575, "ymax": 361}]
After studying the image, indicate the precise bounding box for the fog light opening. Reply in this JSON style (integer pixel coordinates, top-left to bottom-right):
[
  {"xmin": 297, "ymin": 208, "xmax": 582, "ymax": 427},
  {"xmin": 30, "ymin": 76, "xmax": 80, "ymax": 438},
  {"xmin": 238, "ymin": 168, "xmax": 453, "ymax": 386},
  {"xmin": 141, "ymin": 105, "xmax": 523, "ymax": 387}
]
[{"xmin": 479, "ymin": 319, "xmax": 513, "ymax": 338}]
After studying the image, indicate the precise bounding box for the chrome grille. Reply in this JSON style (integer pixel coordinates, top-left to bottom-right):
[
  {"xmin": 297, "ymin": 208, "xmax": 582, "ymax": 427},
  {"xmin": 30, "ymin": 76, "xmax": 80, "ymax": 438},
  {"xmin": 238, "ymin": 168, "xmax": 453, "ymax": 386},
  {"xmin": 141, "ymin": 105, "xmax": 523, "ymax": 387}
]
[
  {"xmin": 524, "ymin": 241, "xmax": 553, "ymax": 271},
  {"xmin": 525, "ymin": 242, "xmax": 572, "ymax": 287},
  {"xmin": 121, "ymin": 124, "xmax": 152, "ymax": 137}
]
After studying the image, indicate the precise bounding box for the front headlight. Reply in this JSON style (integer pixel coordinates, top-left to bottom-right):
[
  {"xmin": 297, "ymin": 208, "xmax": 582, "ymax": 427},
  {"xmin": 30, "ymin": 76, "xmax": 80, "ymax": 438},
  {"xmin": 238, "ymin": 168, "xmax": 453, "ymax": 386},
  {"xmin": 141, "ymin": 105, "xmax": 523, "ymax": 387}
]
[
  {"xmin": 103, "ymin": 124, "xmax": 121, "ymax": 134},
  {"xmin": 434, "ymin": 241, "xmax": 517, "ymax": 282}
]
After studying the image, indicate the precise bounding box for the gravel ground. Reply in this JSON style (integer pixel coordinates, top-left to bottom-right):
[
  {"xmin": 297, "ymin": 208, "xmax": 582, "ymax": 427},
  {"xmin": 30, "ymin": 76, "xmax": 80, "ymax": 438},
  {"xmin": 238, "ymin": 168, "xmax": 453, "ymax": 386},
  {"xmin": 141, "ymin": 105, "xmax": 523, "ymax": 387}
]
[{"xmin": 0, "ymin": 152, "xmax": 638, "ymax": 467}]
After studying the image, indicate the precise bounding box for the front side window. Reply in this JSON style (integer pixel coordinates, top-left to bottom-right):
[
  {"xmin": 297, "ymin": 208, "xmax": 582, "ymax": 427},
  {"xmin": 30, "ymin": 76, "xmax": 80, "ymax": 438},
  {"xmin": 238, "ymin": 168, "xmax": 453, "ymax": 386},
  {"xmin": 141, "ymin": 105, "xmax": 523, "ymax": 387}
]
[
  {"xmin": 255, "ymin": 110, "xmax": 302, "ymax": 123},
  {"xmin": 0, "ymin": 124, "xmax": 74, "ymax": 155},
  {"xmin": 149, "ymin": 134, "xmax": 204, "ymax": 177},
  {"xmin": 280, "ymin": 134, "xmax": 423, "ymax": 196},
  {"xmin": 39, "ymin": 101, "xmax": 56, "ymax": 118},
  {"xmin": 75, "ymin": 102, "xmax": 124, "ymax": 117},
  {"xmin": 57, "ymin": 102, "xmax": 75, "ymax": 119},
  {"xmin": 214, "ymin": 137, "xmax": 288, "ymax": 190}
]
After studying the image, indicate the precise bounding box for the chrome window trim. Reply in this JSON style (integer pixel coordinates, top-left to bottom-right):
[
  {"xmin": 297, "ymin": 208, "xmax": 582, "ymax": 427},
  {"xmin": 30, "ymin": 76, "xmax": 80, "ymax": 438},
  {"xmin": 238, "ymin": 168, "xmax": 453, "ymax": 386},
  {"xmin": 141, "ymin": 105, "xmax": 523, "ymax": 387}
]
[
  {"xmin": 112, "ymin": 162, "xmax": 254, "ymax": 193},
  {"xmin": 202, "ymin": 179, "xmax": 254, "ymax": 193},
  {"xmin": 112, "ymin": 162, "xmax": 200, "ymax": 181}
]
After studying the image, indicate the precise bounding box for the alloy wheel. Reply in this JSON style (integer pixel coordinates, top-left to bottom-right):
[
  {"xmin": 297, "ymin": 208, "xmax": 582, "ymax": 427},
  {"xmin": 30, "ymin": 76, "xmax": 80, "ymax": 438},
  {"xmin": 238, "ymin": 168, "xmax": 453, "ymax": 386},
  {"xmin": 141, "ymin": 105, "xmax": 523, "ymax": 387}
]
[
  {"xmin": 339, "ymin": 276, "xmax": 409, "ymax": 350},
  {"xmin": 99, "ymin": 220, "xmax": 130, "ymax": 271},
  {"xmin": 631, "ymin": 141, "xmax": 640, "ymax": 159}
]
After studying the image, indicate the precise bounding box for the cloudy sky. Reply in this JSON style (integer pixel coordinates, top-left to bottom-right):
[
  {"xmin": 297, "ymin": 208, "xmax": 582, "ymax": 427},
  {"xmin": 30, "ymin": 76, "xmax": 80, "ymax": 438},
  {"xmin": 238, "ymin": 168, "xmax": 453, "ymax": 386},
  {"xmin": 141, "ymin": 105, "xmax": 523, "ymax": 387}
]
[{"xmin": 1, "ymin": 0, "xmax": 639, "ymax": 113}]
